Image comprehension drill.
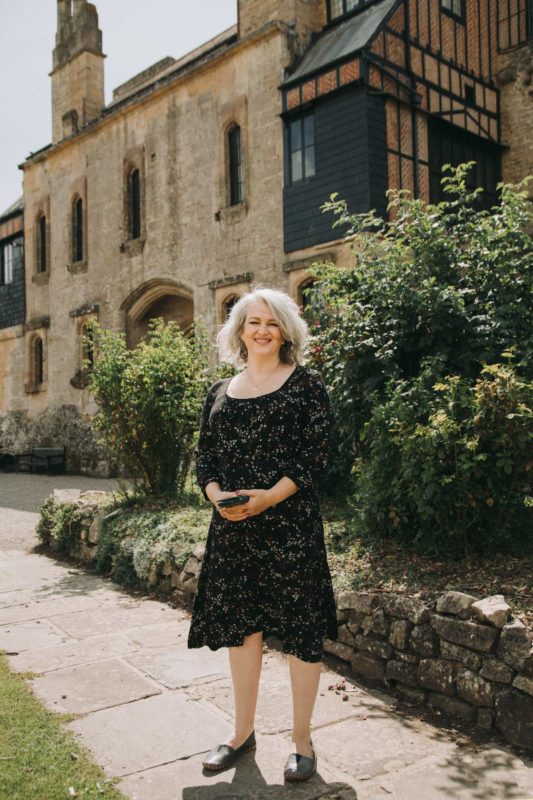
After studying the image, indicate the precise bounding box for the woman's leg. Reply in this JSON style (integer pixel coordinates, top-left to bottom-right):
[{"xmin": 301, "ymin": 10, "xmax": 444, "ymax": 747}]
[
  {"xmin": 225, "ymin": 631, "xmax": 263, "ymax": 748},
  {"xmin": 288, "ymin": 654, "xmax": 321, "ymax": 757}
]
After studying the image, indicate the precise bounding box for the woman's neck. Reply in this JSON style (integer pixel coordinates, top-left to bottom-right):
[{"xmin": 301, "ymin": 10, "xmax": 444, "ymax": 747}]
[{"xmin": 245, "ymin": 355, "xmax": 283, "ymax": 374}]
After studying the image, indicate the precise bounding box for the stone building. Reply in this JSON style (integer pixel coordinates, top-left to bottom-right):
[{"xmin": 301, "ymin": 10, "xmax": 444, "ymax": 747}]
[{"xmin": 0, "ymin": 0, "xmax": 531, "ymax": 474}]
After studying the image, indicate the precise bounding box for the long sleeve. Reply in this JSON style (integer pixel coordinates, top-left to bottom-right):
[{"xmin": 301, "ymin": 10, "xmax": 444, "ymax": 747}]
[
  {"xmin": 194, "ymin": 381, "xmax": 223, "ymax": 501},
  {"xmin": 279, "ymin": 370, "xmax": 335, "ymax": 491}
]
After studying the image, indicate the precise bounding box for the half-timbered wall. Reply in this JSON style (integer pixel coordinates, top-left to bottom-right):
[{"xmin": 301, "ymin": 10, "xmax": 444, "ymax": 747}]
[{"xmin": 368, "ymin": 0, "xmax": 501, "ymax": 201}]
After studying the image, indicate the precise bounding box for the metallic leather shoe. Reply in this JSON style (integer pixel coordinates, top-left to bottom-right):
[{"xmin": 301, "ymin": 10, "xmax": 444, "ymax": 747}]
[
  {"xmin": 202, "ymin": 730, "xmax": 256, "ymax": 771},
  {"xmin": 283, "ymin": 741, "xmax": 317, "ymax": 782}
]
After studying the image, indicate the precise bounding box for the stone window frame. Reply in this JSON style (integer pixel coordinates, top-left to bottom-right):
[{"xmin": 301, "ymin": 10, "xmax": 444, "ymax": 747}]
[
  {"xmin": 296, "ymin": 275, "xmax": 317, "ymax": 310},
  {"xmin": 32, "ymin": 196, "xmax": 51, "ymax": 286},
  {"xmin": 24, "ymin": 328, "xmax": 48, "ymax": 394},
  {"xmin": 222, "ymin": 292, "xmax": 242, "ymax": 321},
  {"xmin": 121, "ymin": 146, "xmax": 146, "ymax": 257},
  {"xmin": 211, "ymin": 274, "xmax": 253, "ymax": 325},
  {"xmin": 70, "ymin": 312, "xmax": 98, "ymax": 390},
  {"xmin": 68, "ymin": 176, "xmax": 88, "ymax": 274},
  {"xmin": 216, "ymin": 98, "xmax": 249, "ymax": 225}
]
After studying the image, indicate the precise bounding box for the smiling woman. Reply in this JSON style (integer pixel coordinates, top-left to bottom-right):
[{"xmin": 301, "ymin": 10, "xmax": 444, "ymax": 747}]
[{"xmin": 187, "ymin": 284, "xmax": 338, "ymax": 780}]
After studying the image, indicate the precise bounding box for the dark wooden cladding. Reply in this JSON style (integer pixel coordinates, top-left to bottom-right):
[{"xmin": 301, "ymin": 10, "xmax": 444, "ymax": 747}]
[{"xmin": 283, "ymin": 85, "xmax": 387, "ymax": 252}]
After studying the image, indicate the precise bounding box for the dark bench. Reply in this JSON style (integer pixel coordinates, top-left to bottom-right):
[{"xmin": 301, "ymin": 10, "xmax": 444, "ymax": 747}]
[
  {"xmin": 15, "ymin": 447, "xmax": 66, "ymax": 476},
  {"xmin": 0, "ymin": 452, "xmax": 16, "ymax": 472}
]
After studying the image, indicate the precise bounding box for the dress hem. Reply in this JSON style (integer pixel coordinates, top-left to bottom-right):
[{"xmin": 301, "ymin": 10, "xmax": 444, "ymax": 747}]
[{"xmin": 187, "ymin": 623, "xmax": 337, "ymax": 664}]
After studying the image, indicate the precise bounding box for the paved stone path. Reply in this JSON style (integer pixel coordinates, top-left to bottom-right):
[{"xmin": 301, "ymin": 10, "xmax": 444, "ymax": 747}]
[{"xmin": 1, "ymin": 473, "xmax": 532, "ymax": 799}]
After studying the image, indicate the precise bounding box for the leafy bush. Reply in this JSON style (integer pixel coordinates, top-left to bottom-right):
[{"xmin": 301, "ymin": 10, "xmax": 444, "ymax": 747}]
[
  {"xmin": 306, "ymin": 164, "xmax": 533, "ymax": 480},
  {"xmin": 86, "ymin": 317, "xmax": 211, "ymax": 498},
  {"xmin": 36, "ymin": 498, "xmax": 82, "ymax": 552},
  {"xmin": 305, "ymin": 164, "xmax": 533, "ymax": 556},
  {"xmin": 354, "ymin": 359, "xmax": 532, "ymax": 557}
]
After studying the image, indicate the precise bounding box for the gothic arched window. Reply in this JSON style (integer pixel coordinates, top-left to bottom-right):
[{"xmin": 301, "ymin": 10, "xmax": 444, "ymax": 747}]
[
  {"xmin": 129, "ymin": 168, "xmax": 141, "ymax": 240},
  {"xmin": 228, "ymin": 125, "xmax": 243, "ymax": 205},
  {"xmin": 72, "ymin": 196, "xmax": 84, "ymax": 262},
  {"xmin": 37, "ymin": 214, "xmax": 47, "ymax": 273}
]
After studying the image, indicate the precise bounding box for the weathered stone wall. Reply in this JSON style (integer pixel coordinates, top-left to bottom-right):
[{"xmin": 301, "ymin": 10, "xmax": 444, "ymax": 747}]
[
  {"xmin": 238, "ymin": 0, "xmax": 326, "ymax": 49},
  {"xmin": 0, "ymin": 405, "xmax": 113, "ymax": 476},
  {"xmin": 45, "ymin": 492, "xmax": 533, "ymax": 753},
  {"xmin": 497, "ymin": 44, "xmax": 533, "ymax": 187}
]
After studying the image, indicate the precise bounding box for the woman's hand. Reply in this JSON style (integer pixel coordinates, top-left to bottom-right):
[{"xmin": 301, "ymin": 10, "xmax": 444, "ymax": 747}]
[
  {"xmin": 209, "ymin": 488, "xmax": 273, "ymax": 522},
  {"xmin": 232, "ymin": 488, "xmax": 273, "ymax": 519}
]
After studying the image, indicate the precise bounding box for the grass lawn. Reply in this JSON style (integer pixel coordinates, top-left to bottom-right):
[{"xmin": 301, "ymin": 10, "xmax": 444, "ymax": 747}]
[{"xmin": 0, "ymin": 652, "xmax": 126, "ymax": 800}]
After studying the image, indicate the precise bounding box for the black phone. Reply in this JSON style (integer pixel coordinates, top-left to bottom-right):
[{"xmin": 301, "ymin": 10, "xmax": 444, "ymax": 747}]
[{"xmin": 217, "ymin": 494, "xmax": 250, "ymax": 508}]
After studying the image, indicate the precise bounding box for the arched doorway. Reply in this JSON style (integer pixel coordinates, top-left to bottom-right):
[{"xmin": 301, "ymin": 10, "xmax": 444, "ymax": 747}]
[{"xmin": 120, "ymin": 279, "xmax": 194, "ymax": 348}]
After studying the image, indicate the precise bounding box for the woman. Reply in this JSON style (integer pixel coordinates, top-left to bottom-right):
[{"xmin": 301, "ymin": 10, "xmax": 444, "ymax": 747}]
[{"xmin": 187, "ymin": 285, "xmax": 338, "ymax": 782}]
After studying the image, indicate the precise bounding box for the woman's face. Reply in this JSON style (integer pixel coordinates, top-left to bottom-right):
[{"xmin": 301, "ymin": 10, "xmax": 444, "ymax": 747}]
[{"xmin": 239, "ymin": 300, "xmax": 284, "ymax": 359}]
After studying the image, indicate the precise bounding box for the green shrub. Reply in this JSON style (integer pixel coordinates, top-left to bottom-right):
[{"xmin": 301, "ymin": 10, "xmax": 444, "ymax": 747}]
[
  {"xmin": 304, "ymin": 164, "xmax": 533, "ymax": 556},
  {"xmin": 306, "ymin": 164, "xmax": 533, "ymax": 487},
  {"xmin": 86, "ymin": 317, "xmax": 211, "ymax": 498},
  {"xmin": 35, "ymin": 499, "xmax": 82, "ymax": 553},
  {"xmin": 354, "ymin": 359, "xmax": 532, "ymax": 558}
]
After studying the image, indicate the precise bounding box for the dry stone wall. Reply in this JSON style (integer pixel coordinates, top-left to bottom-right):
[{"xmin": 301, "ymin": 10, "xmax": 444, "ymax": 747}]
[{"xmin": 44, "ymin": 492, "xmax": 533, "ymax": 753}]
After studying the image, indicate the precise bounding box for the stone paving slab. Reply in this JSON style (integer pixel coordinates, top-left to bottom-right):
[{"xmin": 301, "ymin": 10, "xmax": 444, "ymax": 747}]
[
  {"xmin": 118, "ymin": 731, "xmax": 357, "ymax": 800},
  {"xmin": 359, "ymin": 746, "xmax": 533, "ymax": 800},
  {"xmin": 121, "ymin": 619, "xmax": 192, "ymax": 649},
  {"xmin": 9, "ymin": 631, "xmax": 138, "ymax": 674},
  {"xmin": 67, "ymin": 692, "xmax": 232, "ymax": 776},
  {"xmin": 125, "ymin": 643, "xmax": 231, "ymax": 688},
  {"xmin": 21, "ymin": 572, "xmax": 140, "ymax": 605},
  {"xmin": 0, "ymin": 592, "xmax": 102, "ymax": 625},
  {"xmin": 30, "ymin": 657, "xmax": 162, "ymax": 714},
  {"xmin": 312, "ymin": 713, "xmax": 455, "ymax": 782},
  {"xmin": 0, "ymin": 618, "xmax": 70, "ymax": 652},
  {"xmin": 0, "ymin": 552, "xmax": 72, "ymax": 590},
  {"xmin": 48, "ymin": 602, "xmax": 181, "ymax": 639},
  {"xmin": 187, "ymin": 662, "xmax": 397, "ymax": 735},
  {"xmin": 0, "ymin": 589, "xmax": 31, "ymax": 608}
]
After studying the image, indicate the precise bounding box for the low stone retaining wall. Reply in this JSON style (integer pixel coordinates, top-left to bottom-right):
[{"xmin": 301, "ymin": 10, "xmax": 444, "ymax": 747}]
[{"xmin": 41, "ymin": 490, "xmax": 533, "ymax": 753}]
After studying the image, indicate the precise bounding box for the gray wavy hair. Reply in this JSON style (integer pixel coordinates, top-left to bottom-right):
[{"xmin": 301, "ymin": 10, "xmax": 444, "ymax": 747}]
[{"xmin": 216, "ymin": 284, "xmax": 310, "ymax": 367}]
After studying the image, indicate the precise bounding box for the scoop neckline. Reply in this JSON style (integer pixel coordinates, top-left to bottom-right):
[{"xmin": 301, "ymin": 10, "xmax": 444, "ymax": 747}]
[{"xmin": 225, "ymin": 364, "xmax": 301, "ymax": 400}]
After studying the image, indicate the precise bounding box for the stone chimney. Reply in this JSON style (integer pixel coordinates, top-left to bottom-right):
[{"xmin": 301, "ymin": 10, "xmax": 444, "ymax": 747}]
[
  {"xmin": 237, "ymin": 0, "xmax": 326, "ymax": 52},
  {"xmin": 51, "ymin": 0, "xmax": 105, "ymax": 144}
]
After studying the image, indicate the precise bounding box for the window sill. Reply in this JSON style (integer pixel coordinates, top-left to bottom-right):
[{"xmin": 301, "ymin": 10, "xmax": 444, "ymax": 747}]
[
  {"xmin": 32, "ymin": 271, "xmax": 50, "ymax": 286},
  {"xmin": 24, "ymin": 381, "xmax": 47, "ymax": 395},
  {"xmin": 216, "ymin": 201, "xmax": 248, "ymax": 225},
  {"xmin": 67, "ymin": 259, "xmax": 88, "ymax": 275},
  {"xmin": 120, "ymin": 237, "xmax": 145, "ymax": 257}
]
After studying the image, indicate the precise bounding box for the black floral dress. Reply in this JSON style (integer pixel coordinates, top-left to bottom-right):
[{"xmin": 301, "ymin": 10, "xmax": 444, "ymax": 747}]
[{"xmin": 187, "ymin": 364, "xmax": 338, "ymax": 663}]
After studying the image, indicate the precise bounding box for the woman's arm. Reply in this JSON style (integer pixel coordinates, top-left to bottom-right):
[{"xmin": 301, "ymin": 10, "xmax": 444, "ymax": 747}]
[
  {"xmin": 277, "ymin": 369, "xmax": 335, "ymax": 492},
  {"xmin": 194, "ymin": 383, "xmax": 224, "ymax": 502}
]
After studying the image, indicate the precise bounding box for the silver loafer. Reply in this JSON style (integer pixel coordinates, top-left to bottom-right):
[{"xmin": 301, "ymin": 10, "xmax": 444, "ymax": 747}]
[
  {"xmin": 202, "ymin": 730, "xmax": 256, "ymax": 771},
  {"xmin": 284, "ymin": 741, "xmax": 317, "ymax": 781}
]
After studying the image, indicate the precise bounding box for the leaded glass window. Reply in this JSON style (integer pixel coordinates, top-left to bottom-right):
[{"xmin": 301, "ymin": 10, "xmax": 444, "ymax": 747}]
[{"xmin": 287, "ymin": 113, "xmax": 315, "ymax": 184}]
